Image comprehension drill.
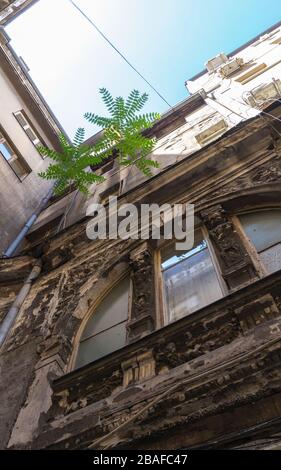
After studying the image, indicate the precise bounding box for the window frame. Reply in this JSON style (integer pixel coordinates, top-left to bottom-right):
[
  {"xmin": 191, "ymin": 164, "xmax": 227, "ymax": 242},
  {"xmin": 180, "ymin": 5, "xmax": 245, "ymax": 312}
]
[
  {"xmin": 156, "ymin": 224, "xmax": 227, "ymax": 327},
  {"xmin": 0, "ymin": 124, "xmax": 31, "ymax": 181},
  {"xmin": 13, "ymin": 110, "xmax": 47, "ymax": 156},
  {"xmin": 71, "ymin": 272, "xmax": 132, "ymax": 370},
  {"xmin": 236, "ymin": 208, "xmax": 281, "ymax": 276}
]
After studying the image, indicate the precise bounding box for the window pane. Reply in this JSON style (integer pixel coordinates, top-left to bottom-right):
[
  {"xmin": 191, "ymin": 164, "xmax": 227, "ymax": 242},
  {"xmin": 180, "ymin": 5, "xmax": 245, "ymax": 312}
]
[
  {"xmin": 161, "ymin": 229, "xmax": 222, "ymax": 321},
  {"xmin": 9, "ymin": 156, "xmax": 28, "ymax": 179},
  {"xmin": 75, "ymin": 277, "xmax": 130, "ymax": 369},
  {"xmin": 162, "ymin": 233, "xmax": 223, "ymax": 323},
  {"xmin": 240, "ymin": 210, "xmax": 281, "ymax": 252},
  {"xmin": 76, "ymin": 321, "xmax": 127, "ymax": 368},
  {"xmin": 0, "ymin": 141, "xmax": 13, "ymax": 161},
  {"xmin": 15, "ymin": 112, "xmax": 28, "ymax": 127},
  {"xmin": 161, "ymin": 229, "xmax": 207, "ymax": 270},
  {"xmin": 81, "ymin": 277, "xmax": 130, "ymax": 340},
  {"xmin": 25, "ymin": 127, "xmax": 39, "ymax": 143},
  {"xmin": 260, "ymin": 243, "xmax": 281, "ymax": 274},
  {"xmin": 0, "ymin": 134, "xmax": 29, "ymax": 179}
]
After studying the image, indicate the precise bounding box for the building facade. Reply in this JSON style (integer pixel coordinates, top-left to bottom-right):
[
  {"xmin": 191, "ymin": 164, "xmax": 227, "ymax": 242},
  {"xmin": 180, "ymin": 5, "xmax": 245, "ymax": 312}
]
[
  {"xmin": 0, "ymin": 22, "xmax": 65, "ymax": 254},
  {"xmin": 1, "ymin": 21, "xmax": 281, "ymax": 450},
  {"xmin": 0, "ymin": 0, "xmax": 37, "ymax": 25}
]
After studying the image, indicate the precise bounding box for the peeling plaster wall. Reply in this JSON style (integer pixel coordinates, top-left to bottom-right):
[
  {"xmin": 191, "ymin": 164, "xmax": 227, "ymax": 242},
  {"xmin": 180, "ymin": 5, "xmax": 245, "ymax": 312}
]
[
  {"xmin": 2, "ymin": 22, "xmax": 281, "ymax": 450},
  {"xmin": 0, "ymin": 341, "xmax": 38, "ymax": 448},
  {"xmin": 1, "ymin": 110, "xmax": 281, "ymax": 449}
]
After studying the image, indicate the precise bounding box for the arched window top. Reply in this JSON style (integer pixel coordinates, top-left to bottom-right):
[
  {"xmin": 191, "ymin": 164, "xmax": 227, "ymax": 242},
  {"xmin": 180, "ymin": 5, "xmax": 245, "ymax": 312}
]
[
  {"xmin": 239, "ymin": 208, "xmax": 281, "ymax": 274},
  {"xmin": 75, "ymin": 276, "xmax": 130, "ymax": 369}
]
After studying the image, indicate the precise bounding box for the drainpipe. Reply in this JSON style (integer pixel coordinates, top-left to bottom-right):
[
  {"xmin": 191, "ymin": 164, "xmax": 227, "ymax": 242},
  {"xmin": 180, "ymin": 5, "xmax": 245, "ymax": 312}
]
[
  {"xmin": 3, "ymin": 185, "xmax": 55, "ymax": 258},
  {"xmin": 0, "ymin": 259, "xmax": 42, "ymax": 348}
]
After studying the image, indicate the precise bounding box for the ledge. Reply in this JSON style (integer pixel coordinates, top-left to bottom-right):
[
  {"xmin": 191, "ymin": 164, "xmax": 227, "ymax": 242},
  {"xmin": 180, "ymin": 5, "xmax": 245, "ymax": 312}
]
[{"xmin": 52, "ymin": 268, "xmax": 281, "ymax": 392}]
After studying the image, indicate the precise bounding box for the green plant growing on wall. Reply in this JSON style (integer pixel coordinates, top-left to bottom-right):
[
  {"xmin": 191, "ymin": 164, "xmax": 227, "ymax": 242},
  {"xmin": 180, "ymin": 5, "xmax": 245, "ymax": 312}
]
[
  {"xmin": 39, "ymin": 88, "xmax": 160, "ymax": 194},
  {"xmin": 38, "ymin": 128, "xmax": 105, "ymax": 194}
]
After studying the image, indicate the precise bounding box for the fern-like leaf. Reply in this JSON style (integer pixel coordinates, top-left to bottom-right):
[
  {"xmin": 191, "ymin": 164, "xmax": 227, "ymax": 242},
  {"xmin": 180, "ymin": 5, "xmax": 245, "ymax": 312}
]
[{"xmin": 39, "ymin": 88, "xmax": 161, "ymax": 194}]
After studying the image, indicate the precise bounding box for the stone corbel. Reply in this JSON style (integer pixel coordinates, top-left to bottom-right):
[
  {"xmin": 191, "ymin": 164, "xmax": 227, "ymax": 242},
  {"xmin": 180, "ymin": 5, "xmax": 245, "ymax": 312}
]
[
  {"xmin": 121, "ymin": 349, "xmax": 155, "ymax": 387},
  {"xmin": 36, "ymin": 334, "xmax": 71, "ymax": 370},
  {"xmin": 235, "ymin": 294, "xmax": 280, "ymax": 333},
  {"xmin": 127, "ymin": 242, "xmax": 156, "ymax": 341},
  {"xmin": 201, "ymin": 204, "xmax": 258, "ymax": 290}
]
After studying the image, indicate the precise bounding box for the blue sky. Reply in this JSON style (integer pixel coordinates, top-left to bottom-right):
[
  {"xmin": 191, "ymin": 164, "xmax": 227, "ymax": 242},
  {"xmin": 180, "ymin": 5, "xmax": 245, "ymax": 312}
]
[{"xmin": 6, "ymin": 0, "xmax": 281, "ymax": 140}]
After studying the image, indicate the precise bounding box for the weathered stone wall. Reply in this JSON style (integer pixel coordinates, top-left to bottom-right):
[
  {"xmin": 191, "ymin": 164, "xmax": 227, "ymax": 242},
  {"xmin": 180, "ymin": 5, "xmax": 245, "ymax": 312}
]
[
  {"xmin": 1, "ymin": 109, "xmax": 281, "ymax": 449},
  {"xmin": 0, "ymin": 341, "xmax": 38, "ymax": 448},
  {"xmin": 0, "ymin": 231, "xmax": 137, "ymax": 447}
]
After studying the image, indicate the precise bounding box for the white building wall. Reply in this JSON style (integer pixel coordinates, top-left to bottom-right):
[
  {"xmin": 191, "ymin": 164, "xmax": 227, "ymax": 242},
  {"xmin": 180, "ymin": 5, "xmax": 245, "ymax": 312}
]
[{"xmin": 152, "ymin": 25, "xmax": 281, "ymax": 171}]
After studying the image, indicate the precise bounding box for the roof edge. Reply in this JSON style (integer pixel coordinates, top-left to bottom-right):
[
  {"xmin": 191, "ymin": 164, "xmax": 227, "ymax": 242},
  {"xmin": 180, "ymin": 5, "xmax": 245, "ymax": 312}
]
[{"xmin": 187, "ymin": 19, "xmax": 281, "ymax": 82}]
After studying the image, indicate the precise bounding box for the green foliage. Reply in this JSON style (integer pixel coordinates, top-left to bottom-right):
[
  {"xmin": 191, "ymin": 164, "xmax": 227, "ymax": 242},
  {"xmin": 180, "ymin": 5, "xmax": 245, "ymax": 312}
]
[
  {"xmin": 38, "ymin": 128, "xmax": 106, "ymax": 194},
  {"xmin": 39, "ymin": 88, "xmax": 160, "ymax": 194},
  {"xmin": 85, "ymin": 88, "xmax": 161, "ymax": 176}
]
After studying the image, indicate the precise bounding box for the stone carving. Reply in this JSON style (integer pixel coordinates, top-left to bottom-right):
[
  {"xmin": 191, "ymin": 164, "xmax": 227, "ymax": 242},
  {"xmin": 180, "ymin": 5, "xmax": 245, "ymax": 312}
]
[
  {"xmin": 235, "ymin": 294, "xmax": 280, "ymax": 333},
  {"xmin": 37, "ymin": 334, "xmax": 72, "ymax": 363},
  {"xmin": 128, "ymin": 243, "xmax": 156, "ymax": 341},
  {"xmin": 202, "ymin": 155, "xmax": 281, "ymax": 202},
  {"xmin": 154, "ymin": 310, "xmax": 240, "ymax": 372},
  {"xmin": 121, "ymin": 350, "xmax": 155, "ymax": 386},
  {"xmin": 201, "ymin": 204, "xmax": 258, "ymax": 289},
  {"xmin": 35, "ymin": 331, "xmax": 281, "ymax": 450}
]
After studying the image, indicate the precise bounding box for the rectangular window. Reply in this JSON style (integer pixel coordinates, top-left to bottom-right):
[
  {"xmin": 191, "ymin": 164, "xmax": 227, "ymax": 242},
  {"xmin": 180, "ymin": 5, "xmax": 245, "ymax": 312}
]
[
  {"xmin": 14, "ymin": 110, "xmax": 45, "ymax": 151},
  {"xmin": 0, "ymin": 129, "xmax": 30, "ymax": 180},
  {"xmin": 161, "ymin": 228, "xmax": 223, "ymax": 323}
]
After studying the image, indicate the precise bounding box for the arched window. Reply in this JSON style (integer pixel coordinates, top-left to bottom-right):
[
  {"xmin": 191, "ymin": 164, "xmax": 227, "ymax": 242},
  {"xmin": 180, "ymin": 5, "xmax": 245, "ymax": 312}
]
[
  {"xmin": 161, "ymin": 227, "xmax": 223, "ymax": 323},
  {"xmin": 239, "ymin": 209, "xmax": 281, "ymax": 274},
  {"xmin": 75, "ymin": 276, "xmax": 130, "ymax": 369}
]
